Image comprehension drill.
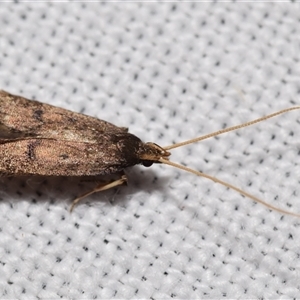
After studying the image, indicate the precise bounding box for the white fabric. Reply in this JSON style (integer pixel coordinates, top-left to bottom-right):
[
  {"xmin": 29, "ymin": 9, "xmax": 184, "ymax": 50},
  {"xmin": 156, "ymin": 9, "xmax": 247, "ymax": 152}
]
[{"xmin": 0, "ymin": 2, "xmax": 300, "ymax": 298}]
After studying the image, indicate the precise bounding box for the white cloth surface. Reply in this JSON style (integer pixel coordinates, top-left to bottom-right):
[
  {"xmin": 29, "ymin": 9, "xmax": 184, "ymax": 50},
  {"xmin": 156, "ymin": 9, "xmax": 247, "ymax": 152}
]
[{"xmin": 0, "ymin": 2, "xmax": 300, "ymax": 299}]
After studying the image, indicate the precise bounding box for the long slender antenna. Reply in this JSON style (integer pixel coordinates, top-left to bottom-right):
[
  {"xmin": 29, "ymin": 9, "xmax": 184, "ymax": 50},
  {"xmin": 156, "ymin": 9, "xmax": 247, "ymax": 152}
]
[
  {"xmin": 164, "ymin": 106, "xmax": 300, "ymax": 151},
  {"xmin": 159, "ymin": 158, "xmax": 300, "ymax": 217}
]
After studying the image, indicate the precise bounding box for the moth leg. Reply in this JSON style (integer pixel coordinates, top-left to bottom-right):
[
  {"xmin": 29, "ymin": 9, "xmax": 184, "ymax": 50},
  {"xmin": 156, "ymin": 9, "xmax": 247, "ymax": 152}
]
[{"xmin": 70, "ymin": 174, "xmax": 127, "ymax": 212}]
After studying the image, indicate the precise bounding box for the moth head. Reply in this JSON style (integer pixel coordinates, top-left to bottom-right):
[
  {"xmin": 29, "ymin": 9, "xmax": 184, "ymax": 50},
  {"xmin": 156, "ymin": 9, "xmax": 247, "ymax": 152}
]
[
  {"xmin": 137, "ymin": 106, "xmax": 300, "ymax": 217},
  {"xmin": 139, "ymin": 142, "xmax": 171, "ymax": 167}
]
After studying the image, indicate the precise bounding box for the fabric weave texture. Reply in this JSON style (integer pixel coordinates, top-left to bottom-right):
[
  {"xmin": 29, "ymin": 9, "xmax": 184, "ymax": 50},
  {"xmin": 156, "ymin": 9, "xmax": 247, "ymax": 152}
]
[{"xmin": 0, "ymin": 2, "xmax": 300, "ymax": 299}]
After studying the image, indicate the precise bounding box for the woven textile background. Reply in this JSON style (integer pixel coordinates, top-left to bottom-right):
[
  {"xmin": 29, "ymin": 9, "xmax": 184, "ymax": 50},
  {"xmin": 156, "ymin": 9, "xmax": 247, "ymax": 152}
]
[{"xmin": 0, "ymin": 2, "xmax": 300, "ymax": 299}]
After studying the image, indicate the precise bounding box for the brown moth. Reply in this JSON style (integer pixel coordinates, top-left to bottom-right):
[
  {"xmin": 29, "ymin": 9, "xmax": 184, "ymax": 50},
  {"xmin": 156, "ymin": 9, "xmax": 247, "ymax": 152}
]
[{"xmin": 0, "ymin": 90, "xmax": 299, "ymax": 215}]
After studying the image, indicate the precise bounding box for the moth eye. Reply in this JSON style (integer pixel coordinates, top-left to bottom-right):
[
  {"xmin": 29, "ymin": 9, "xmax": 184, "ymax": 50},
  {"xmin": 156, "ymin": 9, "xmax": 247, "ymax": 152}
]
[{"xmin": 142, "ymin": 161, "xmax": 153, "ymax": 167}]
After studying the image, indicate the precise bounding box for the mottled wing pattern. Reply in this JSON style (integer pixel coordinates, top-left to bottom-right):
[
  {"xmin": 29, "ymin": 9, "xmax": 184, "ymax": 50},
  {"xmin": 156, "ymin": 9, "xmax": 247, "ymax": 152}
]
[
  {"xmin": 0, "ymin": 90, "xmax": 127, "ymax": 143},
  {"xmin": 0, "ymin": 91, "xmax": 140, "ymax": 176}
]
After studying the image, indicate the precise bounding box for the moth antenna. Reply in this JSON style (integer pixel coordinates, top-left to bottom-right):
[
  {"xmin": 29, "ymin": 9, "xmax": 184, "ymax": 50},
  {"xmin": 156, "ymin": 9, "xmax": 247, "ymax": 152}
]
[
  {"xmin": 159, "ymin": 158, "xmax": 300, "ymax": 217},
  {"xmin": 164, "ymin": 106, "xmax": 300, "ymax": 150}
]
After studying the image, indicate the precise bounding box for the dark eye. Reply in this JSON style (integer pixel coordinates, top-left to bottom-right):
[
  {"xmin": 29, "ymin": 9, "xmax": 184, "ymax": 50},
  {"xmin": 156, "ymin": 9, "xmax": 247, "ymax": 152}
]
[{"xmin": 142, "ymin": 161, "xmax": 153, "ymax": 167}]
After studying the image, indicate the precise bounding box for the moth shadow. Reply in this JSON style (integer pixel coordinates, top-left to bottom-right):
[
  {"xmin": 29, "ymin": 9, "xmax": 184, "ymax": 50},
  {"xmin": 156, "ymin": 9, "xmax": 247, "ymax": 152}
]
[{"xmin": 0, "ymin": 166, "xmax": 172, "ymax": 209}]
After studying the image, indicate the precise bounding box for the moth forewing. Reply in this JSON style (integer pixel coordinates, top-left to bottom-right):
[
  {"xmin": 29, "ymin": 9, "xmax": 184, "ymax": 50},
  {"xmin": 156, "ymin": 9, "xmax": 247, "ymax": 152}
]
[{"xmin": 0, "ymin": 90, "xmax": 299, "ymax": 216}]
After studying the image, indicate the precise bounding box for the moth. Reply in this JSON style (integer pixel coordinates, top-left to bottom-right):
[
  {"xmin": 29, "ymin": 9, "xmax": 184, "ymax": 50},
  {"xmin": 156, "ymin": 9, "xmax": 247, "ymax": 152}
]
[{"xmin": 0, "ymin": 90, "xmax": 299, "ymax": 215}]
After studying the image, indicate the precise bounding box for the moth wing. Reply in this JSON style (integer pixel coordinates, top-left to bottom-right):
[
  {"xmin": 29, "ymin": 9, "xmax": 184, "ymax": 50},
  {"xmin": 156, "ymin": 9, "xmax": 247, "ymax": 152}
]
[
  {"xmin": 0, "ymin": 90, "xmax": 128, "ymax": 143},
  {"xmin": 0, "ymin": 133, "xmax": 142, "ymax": 176}
]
